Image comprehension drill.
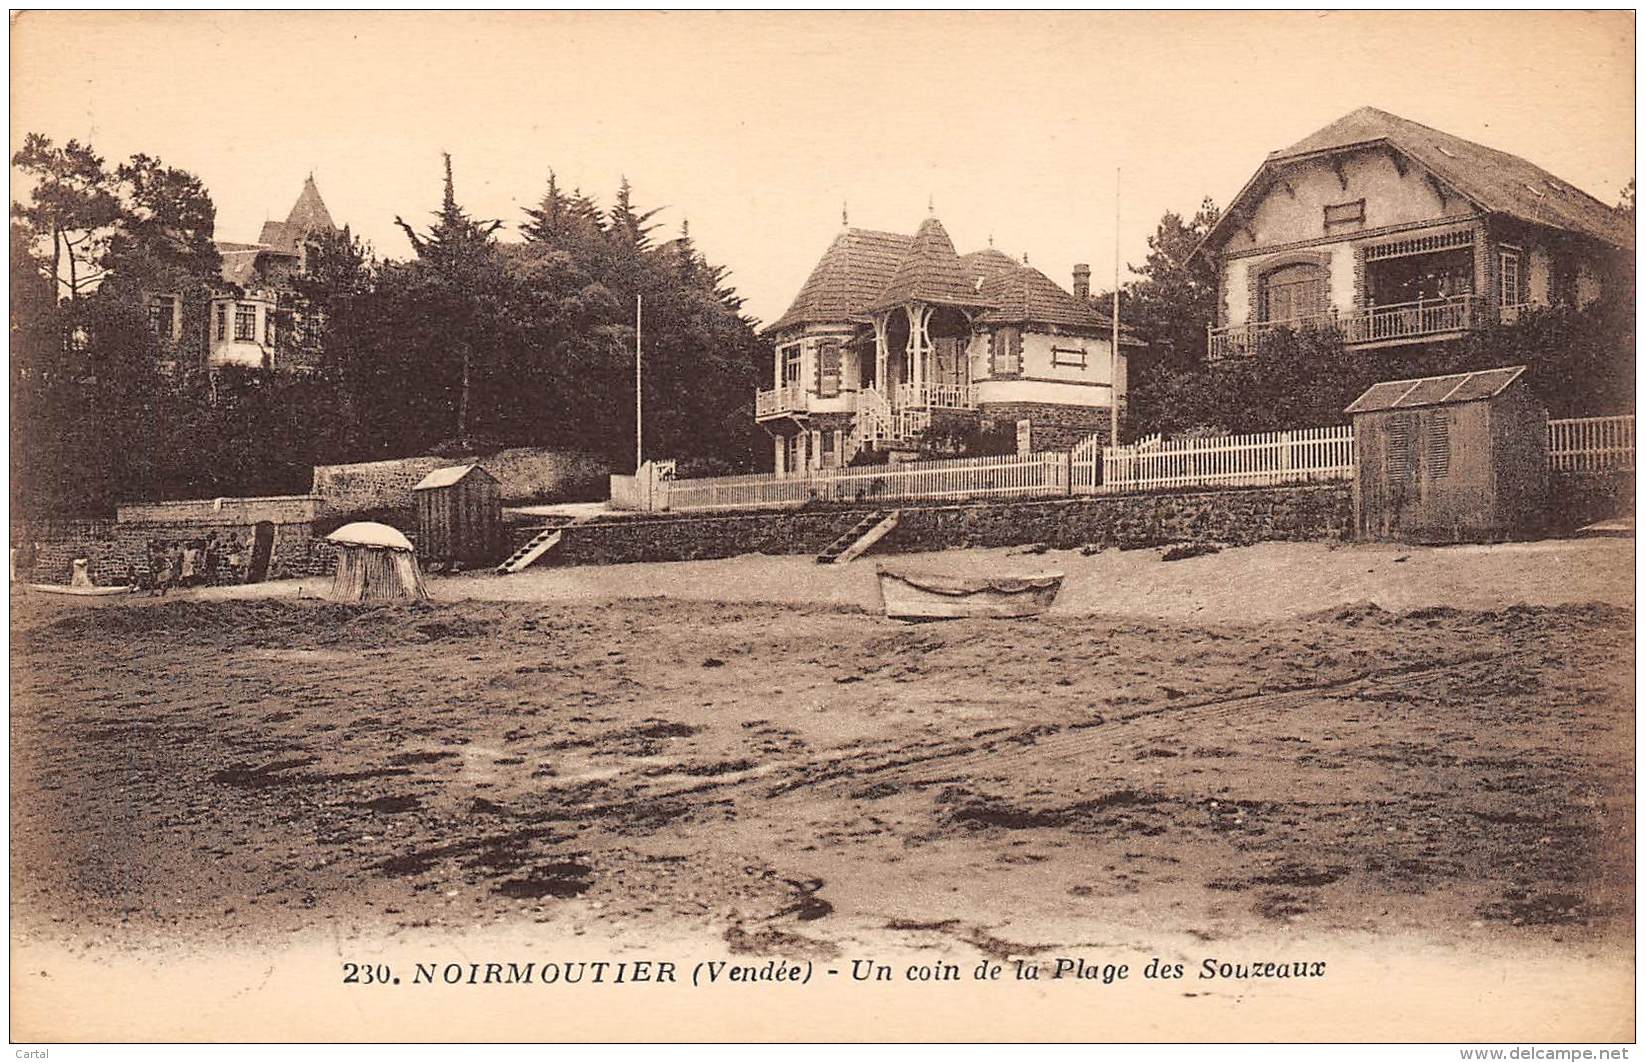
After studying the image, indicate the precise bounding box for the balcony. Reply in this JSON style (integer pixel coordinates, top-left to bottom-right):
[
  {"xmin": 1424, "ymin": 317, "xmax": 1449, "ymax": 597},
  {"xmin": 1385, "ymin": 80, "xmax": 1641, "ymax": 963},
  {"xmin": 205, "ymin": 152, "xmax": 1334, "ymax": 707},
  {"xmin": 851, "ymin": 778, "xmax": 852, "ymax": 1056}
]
[
  {"xmin": 754, "ymin": 384, "xmax": 807, "ymax": 420},
  {"xmin": 894, "ymin": 382, "xmax": 980, "ymax": 410},
  {"xmin": 1209, "ymin": 295, "xmax": 1495, "ymax": 360}
]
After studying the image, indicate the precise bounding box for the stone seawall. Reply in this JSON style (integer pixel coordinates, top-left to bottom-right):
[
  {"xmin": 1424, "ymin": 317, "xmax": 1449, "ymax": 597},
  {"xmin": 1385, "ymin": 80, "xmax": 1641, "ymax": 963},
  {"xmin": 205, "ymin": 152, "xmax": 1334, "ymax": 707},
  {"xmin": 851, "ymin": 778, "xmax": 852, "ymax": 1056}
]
[{"xmin": 548, "ymin": 483, "xmax": 1354, "ymax": 567}]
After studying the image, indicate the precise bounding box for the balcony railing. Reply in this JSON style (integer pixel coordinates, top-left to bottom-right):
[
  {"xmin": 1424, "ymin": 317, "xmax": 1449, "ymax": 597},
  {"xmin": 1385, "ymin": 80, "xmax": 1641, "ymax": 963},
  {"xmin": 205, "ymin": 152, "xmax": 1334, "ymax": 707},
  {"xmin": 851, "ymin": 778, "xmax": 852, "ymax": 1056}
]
[
  {"xmin": 754, "ymin": 383, "xmax": 806, "ymax": 419},
  {"xmin": 1209, "ymin": 295, "xmax": 1494, "ymax": 360},
  {"xmin": 895, "ymin": 382, "xmax": 980, "ymax": 410}
]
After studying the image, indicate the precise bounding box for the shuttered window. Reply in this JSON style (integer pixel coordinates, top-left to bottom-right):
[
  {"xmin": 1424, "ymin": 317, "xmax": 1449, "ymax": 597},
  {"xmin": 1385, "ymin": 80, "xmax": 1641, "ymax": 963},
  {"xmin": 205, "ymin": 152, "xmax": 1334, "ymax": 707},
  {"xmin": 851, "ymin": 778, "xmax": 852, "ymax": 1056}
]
[
  {"xmin": 1386, "ymin": 414, "xmax": 1415, "ymax": 477},
  {"xmin": 816, "ymin": 340, "xmax": 842, "ymax": 397},
  {"xmin": 990, "ymin": 328, "xmax": 1022, "ymax": 376},
  {"xmin": 1426, "ymin": 411, "xmax": 1451, "ymax": 477}
]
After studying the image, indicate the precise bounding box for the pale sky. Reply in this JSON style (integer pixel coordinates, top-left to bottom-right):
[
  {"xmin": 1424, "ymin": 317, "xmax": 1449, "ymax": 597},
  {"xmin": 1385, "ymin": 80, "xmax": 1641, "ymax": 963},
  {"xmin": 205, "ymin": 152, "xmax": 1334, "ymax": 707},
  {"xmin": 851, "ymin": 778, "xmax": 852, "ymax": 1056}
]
[{"xmin": 11, "ymin": 11, "xmax": 1636, "ymax": 326}]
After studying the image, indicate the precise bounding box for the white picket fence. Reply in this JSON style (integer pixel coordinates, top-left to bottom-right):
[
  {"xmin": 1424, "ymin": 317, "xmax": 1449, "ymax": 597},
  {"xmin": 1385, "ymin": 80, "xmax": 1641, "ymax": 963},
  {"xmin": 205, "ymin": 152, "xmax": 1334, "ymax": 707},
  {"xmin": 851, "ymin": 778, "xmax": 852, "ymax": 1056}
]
[
  {"xmin": 1079, "ymin": 425, "xmax": 1358, "ymax": 495},
  {"xmin": 663, "ymin": 451, "xmax": 1070, "ymax": 512},
  {"xmin": 1547, "ymin": 414, "xmax": 1634, "ymax": 472},
  {"xmin": 614, "ymin": 414, "xmax": 1632, "ymax": 514}
]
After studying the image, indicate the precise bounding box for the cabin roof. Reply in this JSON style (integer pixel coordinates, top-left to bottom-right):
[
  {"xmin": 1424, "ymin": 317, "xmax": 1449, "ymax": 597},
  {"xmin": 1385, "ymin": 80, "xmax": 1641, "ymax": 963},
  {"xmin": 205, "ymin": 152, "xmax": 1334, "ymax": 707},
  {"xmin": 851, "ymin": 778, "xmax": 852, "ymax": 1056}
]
[
  {"xmin": 413, "ymin": 463, "xmax": 495, "ymax": 491},
  {"xmin": 1344, "ymin": 365, "xmax": 1527, "ymax": 415}
]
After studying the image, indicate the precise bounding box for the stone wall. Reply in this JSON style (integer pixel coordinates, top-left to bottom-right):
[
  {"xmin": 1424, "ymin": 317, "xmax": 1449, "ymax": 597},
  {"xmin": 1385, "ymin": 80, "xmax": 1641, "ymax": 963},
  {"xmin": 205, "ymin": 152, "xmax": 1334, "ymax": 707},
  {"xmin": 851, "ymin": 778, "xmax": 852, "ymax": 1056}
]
[
  {"xmin": 1547, "ymin": 469, "xmax": 1635, "ymax": 531},
  {"xmin": 115, "ymin": 494, "xmax": 321, "ymax": 526},
  {"xmin": 12, "ymin": 517, "xmax": 336, "ymax": 588},
  {"xmin": 312, "ymin": 447, "xmax": 609, "ymax": 517},
  {"xmin": 549, "ymin": 483, "xmax": 1353, "ymax": 567},
  {"xmin": 978, "ymin": 401, "xmax": 1115, "ymax": 451}
]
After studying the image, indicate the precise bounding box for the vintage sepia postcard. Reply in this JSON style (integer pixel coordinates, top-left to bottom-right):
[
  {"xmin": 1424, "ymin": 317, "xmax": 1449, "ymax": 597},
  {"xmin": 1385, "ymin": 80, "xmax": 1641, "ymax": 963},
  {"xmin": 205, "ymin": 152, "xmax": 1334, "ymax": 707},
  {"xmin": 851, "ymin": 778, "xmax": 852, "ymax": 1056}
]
[{"xmin": 8, "ymin": 9, "xmax": 1637, "ymax": 1049}]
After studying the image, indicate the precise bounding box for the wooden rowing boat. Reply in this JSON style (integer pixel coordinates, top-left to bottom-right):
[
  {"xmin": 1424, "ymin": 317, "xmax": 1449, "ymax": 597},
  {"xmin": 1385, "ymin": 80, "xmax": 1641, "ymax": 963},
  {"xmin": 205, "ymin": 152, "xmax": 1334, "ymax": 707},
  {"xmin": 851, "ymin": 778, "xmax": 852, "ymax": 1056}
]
[
  {"xmin": 25, "ymin": 582, "xmax": 136, "ymax": 597},
  {"xmin": 876, "ymin": 565, "xmax": 1064, "ymax": 621},
  {"xmin": 23, "ymin": 557, "xmax": 135, "ymax": 596}
]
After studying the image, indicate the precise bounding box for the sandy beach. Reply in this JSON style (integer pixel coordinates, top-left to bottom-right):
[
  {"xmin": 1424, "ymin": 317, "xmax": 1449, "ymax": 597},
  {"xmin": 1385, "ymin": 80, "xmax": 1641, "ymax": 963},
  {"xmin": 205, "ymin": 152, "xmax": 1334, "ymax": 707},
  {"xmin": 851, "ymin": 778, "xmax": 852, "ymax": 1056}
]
[{"xmin": 9, "ymin": 537, "xmax": 1635, "ymax": 1040}]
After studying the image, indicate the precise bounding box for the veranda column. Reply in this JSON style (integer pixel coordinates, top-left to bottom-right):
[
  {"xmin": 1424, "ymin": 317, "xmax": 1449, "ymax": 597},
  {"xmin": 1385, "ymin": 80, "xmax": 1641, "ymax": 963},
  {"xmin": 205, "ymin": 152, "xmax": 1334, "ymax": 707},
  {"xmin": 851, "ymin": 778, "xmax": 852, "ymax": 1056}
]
[
  {"xmin": 795, "ymin": 428, "xmax": 809, "ymax": 473},
  {"xmin": 873, "ymin": 316, "xmax": 889, "ymax": 394},
  {"xmin": 774, "ymin": 434, "xmax": 786, "ymax": 477},
  {"xmin": 905, "ymin": 304, "xmax": 922, "ymax": 403}
]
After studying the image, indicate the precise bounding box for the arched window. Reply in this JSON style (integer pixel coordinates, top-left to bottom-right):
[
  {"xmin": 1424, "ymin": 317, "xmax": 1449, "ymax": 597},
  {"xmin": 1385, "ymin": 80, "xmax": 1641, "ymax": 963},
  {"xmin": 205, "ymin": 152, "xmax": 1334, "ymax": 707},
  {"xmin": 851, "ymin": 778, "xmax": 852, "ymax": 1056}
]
[{"xmin": 1259, "ymin": 262, "xmax": 1329, "ymax": 324}]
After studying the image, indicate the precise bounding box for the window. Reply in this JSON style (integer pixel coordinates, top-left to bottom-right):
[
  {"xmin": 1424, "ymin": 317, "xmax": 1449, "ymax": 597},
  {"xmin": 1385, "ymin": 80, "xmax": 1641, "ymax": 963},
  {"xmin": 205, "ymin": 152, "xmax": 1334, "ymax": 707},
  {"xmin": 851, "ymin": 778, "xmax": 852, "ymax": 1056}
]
[
  {"xmin": 781, "ymin": 344, "xmax": 802, "ymax": 386},
  {"xmin": 147, "ymin": 297, "xmax": 176, "ymax": 340},
  {"xmin": 1323, "ymin": 200, "xmax": 1366, "ymax": 229},
  {"xmin": 1259, "ymin": 262, "xmax": 1329, "ymax": 324},
  {"xmin": 234, "ymin": 303, "xmax": 257, "ymax": 342},
  {"xmin": 1497, "ymin": 247, "xmax": 1524, "ymax": 307},
  {"xmin": 816, "ymin": 340, "xmax": 841, "ymax": 398},
  {"xmin": 1050, "ymin": 344, "xmax": 1088, "ymax": 369},
  {"xmin": 989, "ymin": 328, "xmax": 1022, "ymax": 376},
  {"xmin": 214, "ymin": 303, "xmax": 228, "ymax": 342}
]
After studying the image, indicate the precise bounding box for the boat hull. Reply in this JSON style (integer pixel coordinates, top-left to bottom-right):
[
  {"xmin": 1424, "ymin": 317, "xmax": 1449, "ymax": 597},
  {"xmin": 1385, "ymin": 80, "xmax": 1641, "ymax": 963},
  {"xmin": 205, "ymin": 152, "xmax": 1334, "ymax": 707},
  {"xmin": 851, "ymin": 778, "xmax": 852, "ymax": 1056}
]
[
  {"xmin": 876, "ymin": 567, "xmax": 1063, "ymax": 621},
  {"xmin": 26, "ymin": 583, "xmax": 136, "ymax": 597}
]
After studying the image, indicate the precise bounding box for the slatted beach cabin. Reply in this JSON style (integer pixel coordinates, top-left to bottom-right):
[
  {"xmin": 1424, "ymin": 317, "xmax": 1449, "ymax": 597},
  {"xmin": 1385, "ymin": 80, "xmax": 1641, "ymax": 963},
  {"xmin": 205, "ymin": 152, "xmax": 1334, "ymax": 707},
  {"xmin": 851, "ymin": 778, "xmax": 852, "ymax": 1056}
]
[
  {"xmin": 412, "ymin": 463, "xmax": 503, "ymax": 569},
  {"xmin": 1345, "ymin": 365, "xmax": 1548, "ymax": 543}
]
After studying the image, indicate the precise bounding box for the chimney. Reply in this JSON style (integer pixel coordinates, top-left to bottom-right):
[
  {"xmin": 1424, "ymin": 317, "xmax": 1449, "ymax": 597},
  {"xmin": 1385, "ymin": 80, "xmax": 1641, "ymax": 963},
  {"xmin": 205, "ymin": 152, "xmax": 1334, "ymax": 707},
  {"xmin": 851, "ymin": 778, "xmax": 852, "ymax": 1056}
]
[{"xmin": 1073, "ymin": 263, "xmax": 1091, "ymax": 301}]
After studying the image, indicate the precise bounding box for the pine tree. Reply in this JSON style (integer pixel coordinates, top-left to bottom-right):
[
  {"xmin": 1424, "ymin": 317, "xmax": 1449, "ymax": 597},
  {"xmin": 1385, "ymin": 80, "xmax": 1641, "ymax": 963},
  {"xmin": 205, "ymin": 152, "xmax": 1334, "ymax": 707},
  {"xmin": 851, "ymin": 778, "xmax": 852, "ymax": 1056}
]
[
  {"xmin": 521, "ymin": 170, "xmax": 567, "ymax": 245},
  {"xmin": 393, "ymin": 154, "xmax": 505, "ymax": 444},
  {"xmin": 607, "ymin": 176, "xmax": 661, "ymax": 250}
]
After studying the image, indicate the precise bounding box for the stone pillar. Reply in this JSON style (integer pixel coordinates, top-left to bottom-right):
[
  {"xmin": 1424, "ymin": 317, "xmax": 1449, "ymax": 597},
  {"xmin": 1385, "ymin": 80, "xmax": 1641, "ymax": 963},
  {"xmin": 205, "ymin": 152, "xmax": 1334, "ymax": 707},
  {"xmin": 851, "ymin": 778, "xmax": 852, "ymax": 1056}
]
[
  {"xmin": 795, "ymin": 429, "xmax": 809, "ymax": 473},
  {"xmin": 774, "ymin": 434, "xmax": 786, "ymax": 477}
]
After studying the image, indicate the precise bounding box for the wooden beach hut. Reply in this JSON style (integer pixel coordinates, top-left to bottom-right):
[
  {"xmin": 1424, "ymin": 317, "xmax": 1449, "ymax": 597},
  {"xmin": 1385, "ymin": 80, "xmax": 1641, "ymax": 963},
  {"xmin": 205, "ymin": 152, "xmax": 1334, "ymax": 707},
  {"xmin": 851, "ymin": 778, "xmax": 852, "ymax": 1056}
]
[
  {"xmin": 1345, "ymin": 365, "xmax": 1548, "ymax": 543},
  {"xmin": 325, "ymin": 522, "xmax": 429, "ymax": 602},
  {"xmin": 412, "ymin": 463, "xmax": 503, "ymax": 570}
]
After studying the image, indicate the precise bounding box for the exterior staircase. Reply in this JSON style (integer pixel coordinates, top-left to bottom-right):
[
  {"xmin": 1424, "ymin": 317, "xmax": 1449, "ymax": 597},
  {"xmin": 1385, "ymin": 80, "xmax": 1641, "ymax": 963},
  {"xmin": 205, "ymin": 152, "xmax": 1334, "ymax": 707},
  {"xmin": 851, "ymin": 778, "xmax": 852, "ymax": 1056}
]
[
  {"xmin": 816, "ymin": 509, "xmax": 900, "ymax": 565},
  {"xmin": 851, "ymin": 387, "xmax": 929, "ymax": 457},
  {"xmin": 495, "ymin": 528, "xmax": 564, "ymax": 575}
]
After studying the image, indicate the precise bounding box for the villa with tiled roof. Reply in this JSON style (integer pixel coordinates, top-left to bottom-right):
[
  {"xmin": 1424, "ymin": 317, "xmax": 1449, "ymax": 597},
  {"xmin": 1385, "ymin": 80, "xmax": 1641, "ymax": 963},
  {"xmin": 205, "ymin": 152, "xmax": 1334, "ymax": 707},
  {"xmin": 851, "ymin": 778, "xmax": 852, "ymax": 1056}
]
[
  {"xmin": 758, "ymin": 212, "xmax": 1140, "ymax": 474},
  {"xmin": 1197, "ymin": 106, "xmax": 1633, "ymax": 360}
]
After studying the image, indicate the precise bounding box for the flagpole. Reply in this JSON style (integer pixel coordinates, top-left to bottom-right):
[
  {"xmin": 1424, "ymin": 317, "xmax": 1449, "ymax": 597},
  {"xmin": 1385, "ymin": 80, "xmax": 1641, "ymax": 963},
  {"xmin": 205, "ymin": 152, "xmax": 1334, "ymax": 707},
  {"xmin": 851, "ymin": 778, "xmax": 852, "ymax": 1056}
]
[
  {"xmin": 1111, "ymin": 167, "xmax": 1121, "ymax": 447},
  {"xmin": 635, "ymin": 294, "xmax": 643, "ymax": 472}
]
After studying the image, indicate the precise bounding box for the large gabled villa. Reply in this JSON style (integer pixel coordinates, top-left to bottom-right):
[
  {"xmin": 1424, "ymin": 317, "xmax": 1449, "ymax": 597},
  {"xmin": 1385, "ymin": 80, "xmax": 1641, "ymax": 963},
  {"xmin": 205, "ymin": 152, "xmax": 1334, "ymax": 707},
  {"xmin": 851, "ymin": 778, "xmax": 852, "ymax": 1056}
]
[{"xmin": 1194, "ymin": 106, "xmax": 1633, "ymax": 361}]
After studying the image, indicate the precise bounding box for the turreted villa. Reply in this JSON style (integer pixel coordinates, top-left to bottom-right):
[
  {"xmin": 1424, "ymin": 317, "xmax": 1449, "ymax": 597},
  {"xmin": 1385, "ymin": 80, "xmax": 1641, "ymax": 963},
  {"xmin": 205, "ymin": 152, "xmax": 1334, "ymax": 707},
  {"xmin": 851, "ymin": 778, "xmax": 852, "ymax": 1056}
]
[
  {"xmin": 146, "ymin": 175, "xmax": 340, "ymax": 372},
  {"xmin": 758, "ymin": 213, "xmax": 1140, "ymax": 475}
]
